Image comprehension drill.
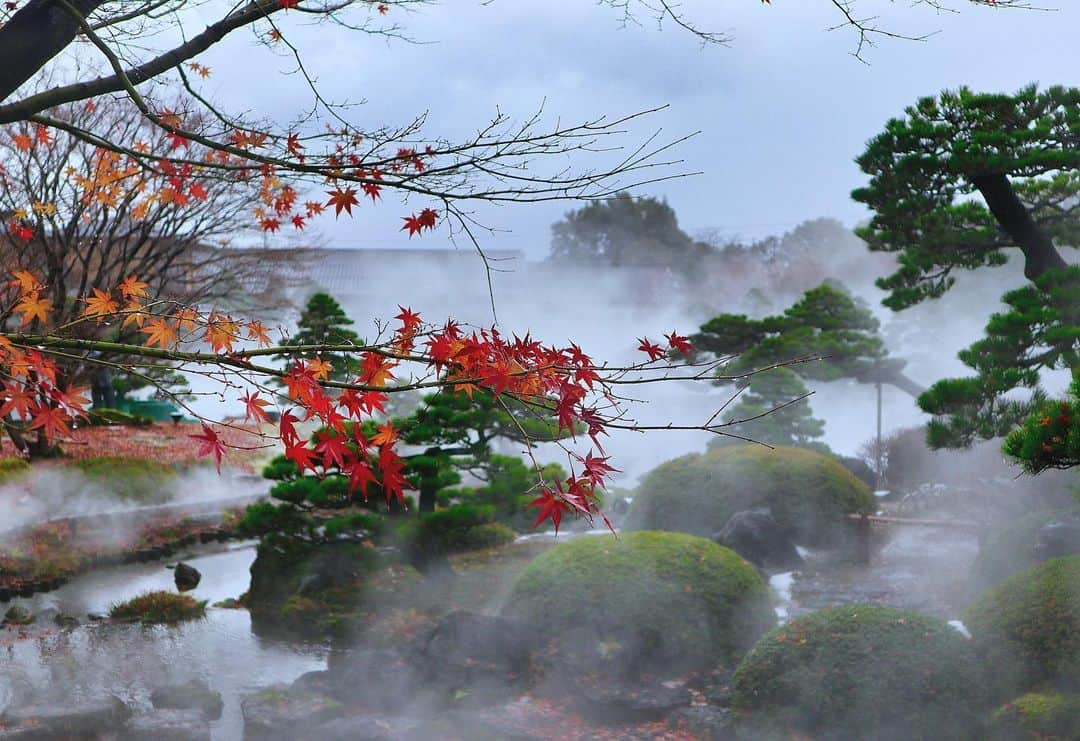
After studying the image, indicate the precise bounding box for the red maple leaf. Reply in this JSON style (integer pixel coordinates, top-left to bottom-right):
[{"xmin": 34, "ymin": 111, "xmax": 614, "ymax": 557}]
[
  {"xmin": 326, "ymin": 187, "xmax": 359, "ymax": 217},
  {"xmin": 26, "ymin": 404, "xmax": 72, "ymax": 441},
  {"xmin": 579, "ymin": 451, "xmax": 618, "ymax": 488},
  {"xmin": 314, "ymin": 430, "xmax": 349, "ymax": 470},
  {"xmin": 279, "ymin": 408, "xmax": 301, "ymax": 446},
  {"xmin": 417, "ymin": 208, "xmax": 438, "ymax": 229},
  {"xmin": 401, "ymin": 215, "xmax": 422, "ymax": 237},
  {"xmin": 241, "ymin": 391, "xmax": 272, "ymax": 423},
  {"xmin": 637, "ymin": 337, "xmax": 665, "ymax": 361},
  {"xmin": 284, "ymin": 437, "xmax": 318, "ymax": 474},
  {"xmin": 665, "ymin": 331, "xmax": 693, "ymax": 355},
  {"xmin": 345, "ymin": 458, "xmax": 376, "ymax": 499},
  {"xmin": 190, "ymin": 423, "xmax": 226, "ymax": 473},
  {"xmin": 530, "ymin": 487, "xmax": 571, "ymax": 534}
]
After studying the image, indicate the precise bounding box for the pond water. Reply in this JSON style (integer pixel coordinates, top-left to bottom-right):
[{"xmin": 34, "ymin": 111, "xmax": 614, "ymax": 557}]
[{"xmin": 0, "ymin": 541, "xmax": 327, "ymax": 740}]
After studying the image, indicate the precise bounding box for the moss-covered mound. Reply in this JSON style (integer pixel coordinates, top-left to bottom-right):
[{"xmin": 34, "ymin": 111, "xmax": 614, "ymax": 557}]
[
  {"xmin": 0, "ymin": 456, "xmax": 30, "ymax": 484},
  {"xmin": 73, "ymin": 456, "xmax": 178, "ymax": 503},
  {"xmin": 964, "ymin": 555, "xmax": 1080, "ymax": 700},
  {"xmin": 625, "ymin": 444, "xmax": 873, "ymax": 546},
  {"xmin": 988, "ymin": 692, "xmax": 1080, "ymax": 741},
  {"xmin": 503, "ymin": 531, "xmax": 774, "ymax": 671},
  {"xmin": 972, "ymin": 509, "xmax": 1077, "ymax": 592},
  {"xmin": 110, "ymin": 591, "xmax": 207, "ymax": 624},
  {"xmin": 732, "ymin": 605, "xmax": 985, "ymax": 741}
]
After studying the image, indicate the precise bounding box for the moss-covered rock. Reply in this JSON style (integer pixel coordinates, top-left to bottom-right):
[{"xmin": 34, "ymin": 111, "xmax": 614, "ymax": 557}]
[
  {"xmin": 109, "ymin": 591, "xmax": 206, "ymax": 624},
  {"xmin": 246, "ymin": 535, "xmax": 374, "ymax": 638},
  {"xmin": 503, "ymin": 531, "xmax": 774, "ymax": 672},
  {"xmin": 625, "ymin": 445, "xmax": 873, "ymax": 547},
  {"xmin": 964, "ymin": 555, "xmax": 1080, "ymax": 700},
  {"xmin": 732, "ymin": 605, "xmax": 985, "ymax": 741},
  {"xmin": 988, "ymin": 692, "xmax": 1080, "ymax": 741},
  {"xmin": 972, "ymin": 509, "xmax": 1078, "ymax": 592}
]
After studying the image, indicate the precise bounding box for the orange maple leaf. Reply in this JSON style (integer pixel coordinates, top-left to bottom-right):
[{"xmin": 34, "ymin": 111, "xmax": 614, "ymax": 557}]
[
  {"xmin": 140, "ymin": 317, "xmax": 178, "ymax": 349},
  {"xmin": 9, "ymin": 270, "xmax": 42, "ymax": 295},
  {"xmin": 371, "ymin": 421, "xmax": 397, "ymax": 447},
  {"xmin": 81, "ymin": 288, "xmax": 120, "ymax": 320},
  {"xmin": 15, "ymin": 292, "xmax": 52, "ymax": 327},
  {"xmin": 12, "ymin": 132, "xmax": 32, "ymax": 151},
  {"xmin": 307, "ymin": 357, "xmax": 333, "ymax": 381},
  {"xmin": 246, "ymin": 320, "xmax": 272, "ymax": 347},
  {"xmin": 118, "ymin": 275, "xmax": 149, "ymax": 299},
  {"xmin": 173, "ymin": 307, "xmax": 200, "ymax": 333}
]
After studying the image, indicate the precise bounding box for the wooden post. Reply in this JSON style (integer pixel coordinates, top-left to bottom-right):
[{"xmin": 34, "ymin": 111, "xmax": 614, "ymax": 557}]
[{"xmin": 855, "ymin": 514, "xmax": 871, "ymax": 565}]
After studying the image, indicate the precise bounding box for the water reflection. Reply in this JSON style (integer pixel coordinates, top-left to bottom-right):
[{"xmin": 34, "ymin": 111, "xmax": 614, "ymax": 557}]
[{"xmin": 0, "ymin": 542, "xmax": 327, "ymax": 739}]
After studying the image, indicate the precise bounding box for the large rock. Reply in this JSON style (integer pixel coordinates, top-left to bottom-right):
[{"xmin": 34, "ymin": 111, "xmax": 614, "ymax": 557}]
[
  {"xmin": 150, "ymin": 679, "xmax": 223, "ymax": 720},
  {"xmin": 0, "ymin": 696, "xmax": 131, "ymax": 738},
  {"xmin": 504, "ymin": 531, "xmax": 775, "ymax": 677},
  {"xmin": 247, "ymin": 536, "xmax": 372, "ymax": 638},
  {"xmin": 409, "ymin": 611, "xmax": 536, "ymax": 707},
  {"xmin": 241, "ymin": 686, "xmax": 344, "ymax": 740},
  {"xmin": 626, "ymin": 445, "xmax": 873, "ymax": 547},
  {"xmin": 173, "ymin": 562, "xmax": 201, "ymax": 592},
  {"xmin": 122, "ymin": 709, "xmax": 210, "ymax": 741},
  {"xmin": 310, "ymin": 715, "xmax": 422, "ymax": 741},
  {"xmin": 732, "ymin": 605, "xmax": 985, "ymax": 740},
  {"xmin": 713, "ymin": 508, "xmax": 803, "ymax": 571},
  {"xmin": 323, "ymin": 649, "xmax": 417, "ymax": 713}
]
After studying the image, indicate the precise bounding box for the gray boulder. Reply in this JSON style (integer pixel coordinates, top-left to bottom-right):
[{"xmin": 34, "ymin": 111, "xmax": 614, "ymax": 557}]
[
  {"xmin": 173, "ymin": 562, "xmax": 201, "ymax": 592},
  {"xmin": 241, "ymin": 686, "xmax": 343, "ymax": 740},
  {"xmin": 713, "ymin": 508, "xmax": 803, "ymax": 571},
  {"xmin": 150, "ymin": 679, "xmax": 223, "ymax": 720},
  {"xmin": 122, "ymin": 709, "xmax": 210, "ymax": 741}
]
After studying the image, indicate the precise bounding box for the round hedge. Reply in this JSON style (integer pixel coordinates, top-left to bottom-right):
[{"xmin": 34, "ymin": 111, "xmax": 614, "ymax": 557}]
[
  {"xmin": 988, "ymin": 692, "xmax": 1080, "ymax": 741},
  {"xmin": 625, "ymin": 445, "xmax": 874, "ymax": 547},
  {"xmin": 503, "ymin": 531, "xmax": 774, "ymax": 670},
  {"xmin": 972, "ymin": 509, "xmax": 1077, "ymax": 592},
  {"xmin": 732, "ymin": 605, "xmax": 985, "ymax": 741},
  {"xmin": 964, "ymin": 555, "xmax": 1080, "ymax": 701}
]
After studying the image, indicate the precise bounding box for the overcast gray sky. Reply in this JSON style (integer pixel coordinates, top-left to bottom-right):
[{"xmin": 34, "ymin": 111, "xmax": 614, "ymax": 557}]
[{"xmin": 197, "ymin": 0, "xmax": 1077, "ymax": 257}]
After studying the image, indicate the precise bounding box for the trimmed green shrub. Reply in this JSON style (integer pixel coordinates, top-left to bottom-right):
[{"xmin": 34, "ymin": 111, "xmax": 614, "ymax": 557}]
[
  {"xmin": 395, "ymin": 504, "xmax": 515, "ymax": 560},
  {"xmin": 85, "ymin": 408, "xmax": 154, "ymax": 427},
  {"xmin": 964, "ymin": 555, "xmax": 1080, "ymax": 701},
  {"xmin": 972, "ymin": 509, "xmax": 1077, "ymax": 591},
  {"xmin": 625, "ymin": 444, "xmax": 873, "ymax": 546},
  {"xmin": 0, "ymin": 456, "xmax": 29, "ymax": 484},
  {"xmin": 988, "ymin": 692, "xmax": 1080, "ymax": 741},
  {"xmin": 732, "ymin": 605, "xmax": 985, "ymax": 740},
  {"xmin": 504, "ymin": 531, "xmax": 774, "ymax": 670},
  {"xmin": 110, "ymin": 591, "xmax": 207, "ymax": 624}
]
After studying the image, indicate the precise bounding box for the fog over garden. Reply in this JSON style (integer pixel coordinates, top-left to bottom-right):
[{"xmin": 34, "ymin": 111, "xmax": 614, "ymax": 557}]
[{"xmin": 0, "ymin": 2, "xmax": 1077, "ymax": 740}]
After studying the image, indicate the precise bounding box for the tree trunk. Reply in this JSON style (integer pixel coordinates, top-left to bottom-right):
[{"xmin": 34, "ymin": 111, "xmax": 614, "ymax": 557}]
[
  {"xmin": 418, "ymin": 480, "xmax": 437, "ymax": 514},
  {"xmin": 972, "ymin": 172, "xmax": 1069, "ymax": 281},
  {"xmin": 0, "ymin": 0, "xmax": 107, "ymax": 104}
]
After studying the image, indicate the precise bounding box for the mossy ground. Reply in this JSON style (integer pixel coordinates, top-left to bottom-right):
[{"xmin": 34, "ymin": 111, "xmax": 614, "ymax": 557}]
[
  {"xmin": 732, "ymin": 605, "xmax": 985, "ymax": 741},
  {"xmin": 964, "ymin": 555, "xmax": 1080, "ymax": 701},
  {"xmin": 109, "ymin": 590, "xmax": 207, "ymax": 624},
  {"xmin": 503, "ymin": 531, "xmax": 775, "ymax": 671},
  {"xmin": 625, "ymin": 444, "xmax": 873, "ymax": 547},
  {"xmin": 988, "ymin": 692, "xmax": 1080, "ymax": 740}
]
